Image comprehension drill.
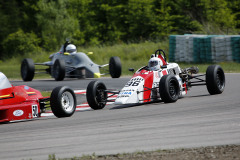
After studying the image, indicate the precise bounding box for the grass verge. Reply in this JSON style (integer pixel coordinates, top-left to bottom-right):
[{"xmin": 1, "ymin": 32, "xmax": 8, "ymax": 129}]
[
  {"xmin": 41, "ymin": 91, "xmax": 51, "ymax": 97},
  {"xmin": 1, "ymin": 40, "xmax": 240, "ymax": 80}
]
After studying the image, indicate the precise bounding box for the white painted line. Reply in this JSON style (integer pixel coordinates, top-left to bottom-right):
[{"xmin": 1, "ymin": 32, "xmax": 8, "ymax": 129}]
[
  {"xmin": 41, "ymin": 113, "xmax": 54, "ymax": 117},
  {"xmin": 74, "ymin": 90, "xmax": 86, "ymax": 93},
  {"xmin": 77, "ymin": 103, "xmax": 89, "ymax": 107},
  {"xmin": 41, "ymin": 90, "xmax": 116, "ymax": 117},
  {"xmin": 76, "ymin": 107, "xmax": 91, "ymax": 111},
  {"xmin": 74, "ymin": 90, "xmax": 86, "ymax": 95}
]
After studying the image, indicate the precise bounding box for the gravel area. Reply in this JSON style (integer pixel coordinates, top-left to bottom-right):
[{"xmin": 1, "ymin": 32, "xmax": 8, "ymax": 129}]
[{"xmin": 53, "ymin": 145, "xmax": 240, "ymax": 160}]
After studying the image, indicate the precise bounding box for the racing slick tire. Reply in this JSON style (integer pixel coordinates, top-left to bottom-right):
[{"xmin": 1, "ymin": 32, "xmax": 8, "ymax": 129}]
[
  {"xmin": 87, "ymin": 81, "xmax": 107, "ymax": 110},
  {"xmin": 159, "ymin": 75, "xmax": 180, "ymax": 103},
  {"xmin": 52, "ymin": 59, "xmax": 65, "ymax": 81},
  {"xmin": 206, "ymin": 65, "xmax": 225, "ymax": 95},
  {"xmin": 21, "ymin": 58, "xmax": 35, "ymax": 81},
  {"xmin": 50, "ymin": 86, "xmax": 76, "ymax": 118},
  {"xmin": 109, "ymin": 56, "xmax": 121, "ymax": 78}
]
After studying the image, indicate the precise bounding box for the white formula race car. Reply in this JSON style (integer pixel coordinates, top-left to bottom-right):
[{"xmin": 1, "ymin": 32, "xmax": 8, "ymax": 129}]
[{"xmin": 86, "ymin": 49, "xmax": 225, "ymax": 109}]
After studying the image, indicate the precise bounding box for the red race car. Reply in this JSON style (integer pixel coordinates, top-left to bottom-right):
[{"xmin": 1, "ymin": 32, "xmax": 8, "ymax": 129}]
[{"xmin": 0, "ymin": 72, "xmax": 76, "ymax": 123}]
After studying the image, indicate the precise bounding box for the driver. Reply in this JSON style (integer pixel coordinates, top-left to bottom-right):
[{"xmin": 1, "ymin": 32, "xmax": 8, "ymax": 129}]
[
  {"xmin": 65, "ymin": 44, "xmax": 77, "ymax": 54},
  {"xmin": 0, "ymin": 72, "xmax": 12, "ymax": 89},
  {"xmin": 148, "ymin": 56, "xmax": 163, "ymax": 71}
]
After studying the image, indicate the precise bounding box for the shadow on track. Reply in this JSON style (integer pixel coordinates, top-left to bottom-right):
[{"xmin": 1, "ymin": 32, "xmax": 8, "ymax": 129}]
[
  {"xmin": 185, "ymin": 94, "xmax": 209, "ymax": 98},
  {"xmin": 109, "ymin": 93, "xmax": 210, "ymax": 110},
  {"xmin": 110, "ymin": 100, "xmax": 162, "ymax": 110}
]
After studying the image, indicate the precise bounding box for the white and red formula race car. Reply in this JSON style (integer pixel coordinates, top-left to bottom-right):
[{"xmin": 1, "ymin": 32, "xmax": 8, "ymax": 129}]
[
  {"xmin": 0, "ymin": 72, "xmax": 76, "ymax": 123},
  {"xmin": 86, "ymin": 49, "xmax": 225, "ymax": 109}
]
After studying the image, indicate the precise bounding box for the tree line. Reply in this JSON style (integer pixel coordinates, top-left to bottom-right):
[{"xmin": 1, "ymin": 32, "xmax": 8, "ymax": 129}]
[{"xmin": 0, "ymin": 0, "xmax": 239, "ymax": 59}]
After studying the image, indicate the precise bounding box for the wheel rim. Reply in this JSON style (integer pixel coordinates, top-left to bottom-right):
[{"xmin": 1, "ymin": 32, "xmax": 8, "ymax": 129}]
[
  {"xmin": 96, "ymin": 85, "xmax": 107, "ymax": 107},
  {"xmin": 216, "ymin": 70, "xmax": 224, "ymax": 90},
  {"xmin": 169, "ymin": 80, "xmax": 177, "ymax": 98},
  {"xmin": 61, "ymin": 91, "xmax": 74, "ymax": 112}
]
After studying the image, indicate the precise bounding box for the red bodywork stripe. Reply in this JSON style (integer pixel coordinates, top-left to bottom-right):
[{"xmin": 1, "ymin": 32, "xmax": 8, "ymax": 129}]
[
  {"xmin": 75, "ymin": 91, "xmax": 86, "ymax": 95},
  {"xmin": 143, "ymin": 73, "xmax": 153, "ymax": 102},
  {"xmin": 133, "ymin": 70, "xmax": 154, "ymax": 102},
  {"xmin": 162, "ymin": 70, "xmax": 167, "ymax": 75},
  {"xmin": 158, "ymin": 55, "xmax": 167, "ymax": 65},
  {"xmin": 183, "ymin": 83, "xmax": 187, "ymax": 94}
]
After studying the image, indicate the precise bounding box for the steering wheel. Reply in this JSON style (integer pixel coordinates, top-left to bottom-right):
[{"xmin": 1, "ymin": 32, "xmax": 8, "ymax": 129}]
[{"xmin": 155, "ymin": 49, "xmax": 167, "ymax": 62}]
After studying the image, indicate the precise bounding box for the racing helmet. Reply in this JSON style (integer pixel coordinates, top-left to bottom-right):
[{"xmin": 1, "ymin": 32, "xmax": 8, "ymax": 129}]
[
  {"xmin": 66, "ymin": 44, "xmax": 77, "ymax": 53},
  {"xmin": 148, "ymin": 57, "xmax": 163, "ymax": 71}
]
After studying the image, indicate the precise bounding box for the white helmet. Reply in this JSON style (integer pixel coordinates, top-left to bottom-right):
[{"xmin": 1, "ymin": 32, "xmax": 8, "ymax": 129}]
[
  {"xmin": 148, "ymin": 57, "xmax": 163, "ymax": 71},
  {"xmin": 66, "ymin": 44, "xmax": 77, "ymax": 53}
]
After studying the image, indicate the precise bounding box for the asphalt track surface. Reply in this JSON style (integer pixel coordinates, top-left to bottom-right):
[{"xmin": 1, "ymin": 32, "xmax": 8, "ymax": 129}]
[{"xmin": 0, "ymin": 74, "xmax": 240, "ymax": 160}]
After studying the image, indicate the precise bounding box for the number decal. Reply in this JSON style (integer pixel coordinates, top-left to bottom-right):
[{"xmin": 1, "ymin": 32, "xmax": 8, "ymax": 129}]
[
  {"xmin": 125, "ymin": 81, "xmax": 140, "ymax": 87},
  {"xmin": 132, "ymin": 81, "xmax": 141, "ymax": 86},
  {"xmin": 125, "ymin": 77, "xmax": 144, "ymax": 87},
  {"xmin": 152, "ymin": 82, "xmax": 159, "ymax": 88},
  {"xmin": 32, "ymin": 105, "xmax": 38, "ymax": 118}
]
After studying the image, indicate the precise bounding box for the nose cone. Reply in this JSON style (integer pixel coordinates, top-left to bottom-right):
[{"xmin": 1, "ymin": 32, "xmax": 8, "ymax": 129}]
[
  {"xmin": 114, "ymin": 91, "xmax": 138, "ymax": 105},
  {"xmin": 114, "ymin": 98, "xmax": 127, "ymax": 105}
]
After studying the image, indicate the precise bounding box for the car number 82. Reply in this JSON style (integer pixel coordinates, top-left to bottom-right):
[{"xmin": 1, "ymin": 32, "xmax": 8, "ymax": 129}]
[{"xmin": 32, "ymin": 105, "xmax": 38, "ymax": 118}]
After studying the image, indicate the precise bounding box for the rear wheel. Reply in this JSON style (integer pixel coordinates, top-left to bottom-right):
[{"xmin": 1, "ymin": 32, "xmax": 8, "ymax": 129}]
[
  {"xmin": 50, "ymin": 86, "xmax": 76, "ymax": 118},
  {"xmin": 206, "ymin": 65, "xmax": 225, "ymax": 95},
  {"xmin": 159, "ymin": 75, "xmax": 180, "ymax": 103},
  {"xmin": 52, "ymin": 59, "xmax": 65, "ymax": 81},
  {"xmin": 21, "ymin": 58, "xmax": 35, "ymax": 81},
  {"xmin": 87, "ymin": 81, "xmax": 107, "ymax": 110},
  {"xmin": 109, "ymin": 56, "xmax": 121, "ymax": 78}
]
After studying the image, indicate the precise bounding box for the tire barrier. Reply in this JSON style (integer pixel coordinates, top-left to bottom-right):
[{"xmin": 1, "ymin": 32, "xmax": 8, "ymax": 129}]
[{"xmin": 169, "ymin": 35, "xmax": 240, "ymax": 63}]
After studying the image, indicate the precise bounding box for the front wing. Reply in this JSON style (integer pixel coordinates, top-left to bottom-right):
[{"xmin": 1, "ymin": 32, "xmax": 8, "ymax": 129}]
[{"xmin": 0, "ymin": 101, "xmax": 41, "ymax": 123}]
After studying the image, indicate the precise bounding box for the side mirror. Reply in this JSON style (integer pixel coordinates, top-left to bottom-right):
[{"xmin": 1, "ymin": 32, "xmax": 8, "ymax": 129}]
[
  {"xmin": 87, "ymin": 52, "xmax": 93, "ymax": 55},
  {"xmin": 64, "ymin": 52, "xmax": 70, "ymax": 55},
  {"xmin": 128, "ymin": 68, "xmax": 134, "ymax": 72}
]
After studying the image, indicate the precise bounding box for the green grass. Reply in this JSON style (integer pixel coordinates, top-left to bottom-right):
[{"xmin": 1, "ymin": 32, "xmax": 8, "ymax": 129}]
[
  {"xmin": 0, "ymin": 40, "xmax": 240, "ymax": 80},
  {"xmin": 178, "ymin": 62, "xmax": 240, "ymax": 73},
  {"xmin": 41, "ymin": 91, "xmax": 51, "ymax": 97}
]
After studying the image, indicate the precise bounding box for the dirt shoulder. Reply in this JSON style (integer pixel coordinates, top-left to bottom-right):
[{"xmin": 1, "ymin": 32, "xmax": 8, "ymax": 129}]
[{"xmin": 56, "ymin": 145, "xmax": 240, "ymax": 160}]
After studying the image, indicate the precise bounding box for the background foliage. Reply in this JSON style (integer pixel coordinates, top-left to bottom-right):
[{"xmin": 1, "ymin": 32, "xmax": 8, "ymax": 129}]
[{"xmin": 0, "ymin": 0, "xmax": 239, "ymax": 59}]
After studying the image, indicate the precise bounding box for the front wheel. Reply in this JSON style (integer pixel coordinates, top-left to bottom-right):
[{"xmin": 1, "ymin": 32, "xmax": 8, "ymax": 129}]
[
  {"xmin": 87, "ymin": 81, "xmax": 107, "ymax": 110},
  {"xmin": 206, "ymin": 65, "xmax": 225, "ymax": 95},
  {"xmin": 159, "ymin": 75, "xmax": 180, "ymax": 103},
  {"xmin": 50, "ymin": 86, "xmax": 76, "ymax": 118},
  {"xmin": 21, "ymin": 58, "xmax": 35, "ymax": 81},
  {"xmin": 109, "ymin": 56, "xmax": 121, "ymax": 78},
  {"xmin": 52, "ymin": 59, "xmax": 65, "ymax": 81}
]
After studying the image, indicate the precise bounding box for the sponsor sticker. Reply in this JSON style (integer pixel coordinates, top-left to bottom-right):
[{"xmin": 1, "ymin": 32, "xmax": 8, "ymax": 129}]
[
  {"xmin": 13, "ymin": 110, "xmax": 24, "ymax": 117},
  {"xmin": 119, "ymin": 91, "xmax": 132, "ymax": 95},
  {"xmin": 117, "ymin": 91, "xmax": 132, "ymax": 98},
  {"xmin": 24, "ymin": 86, "xmax": 29, "ymax": 90}
]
